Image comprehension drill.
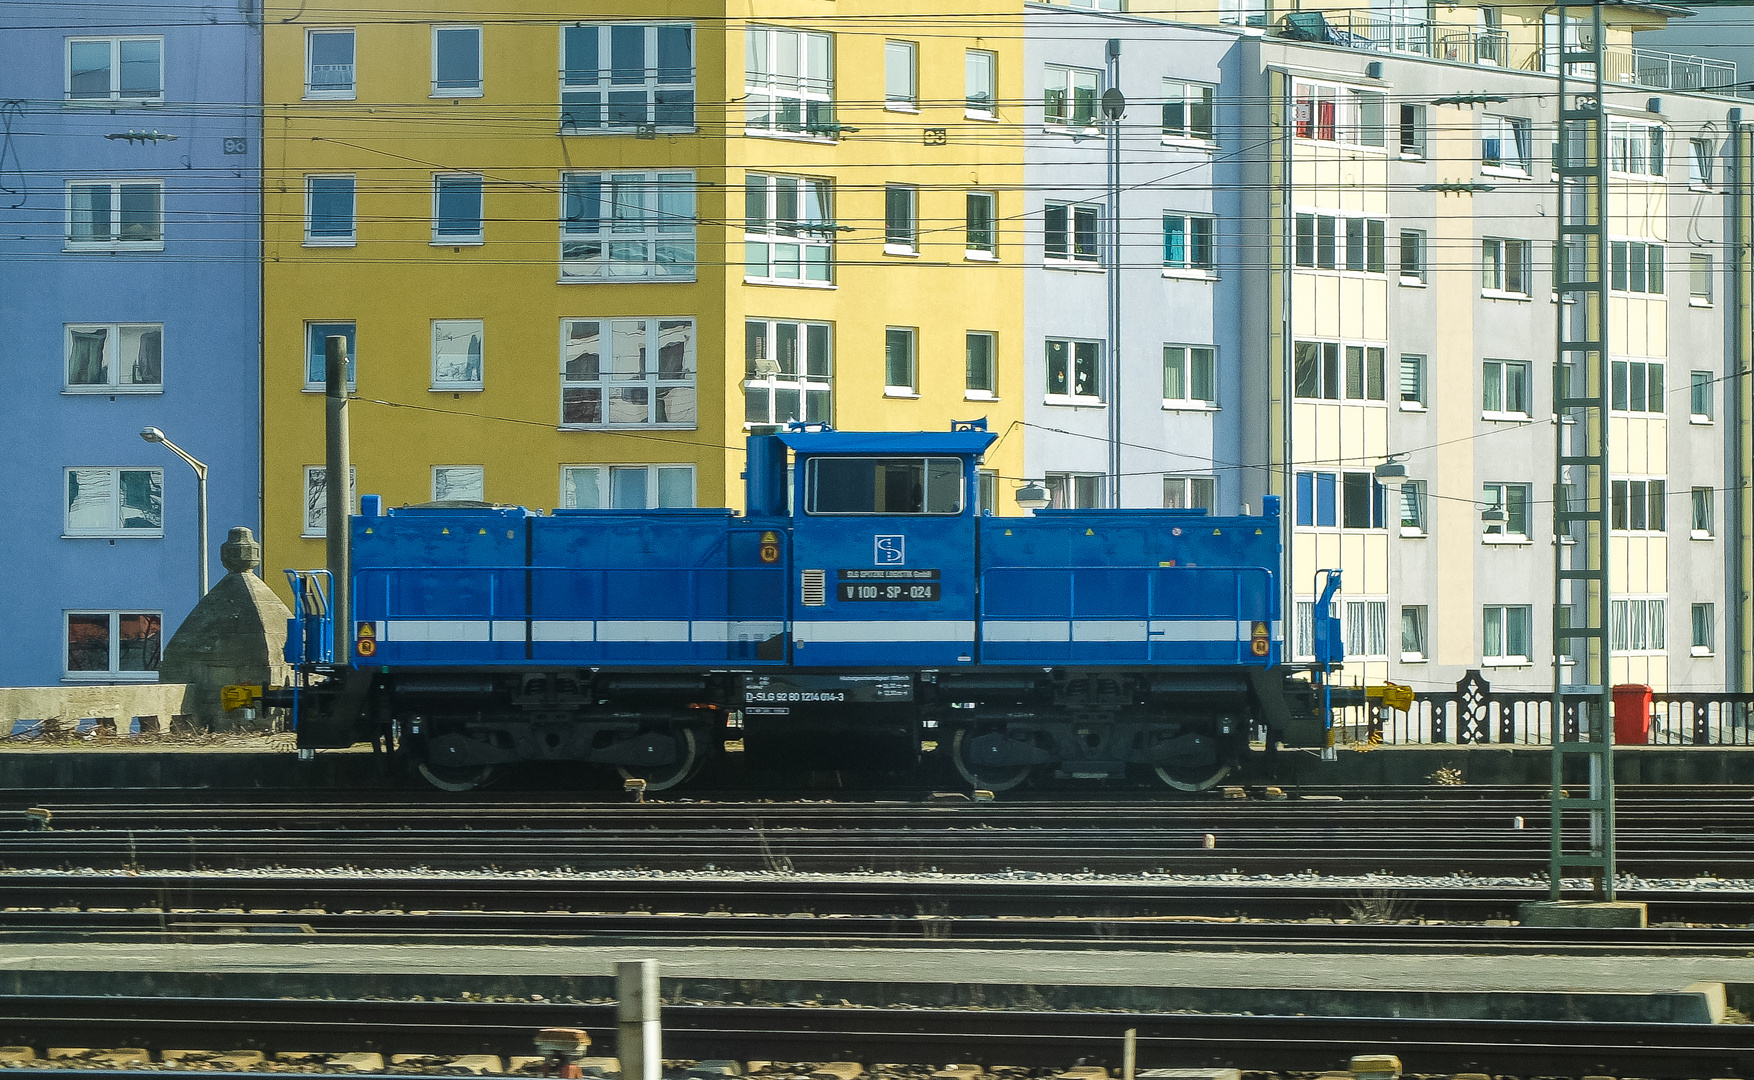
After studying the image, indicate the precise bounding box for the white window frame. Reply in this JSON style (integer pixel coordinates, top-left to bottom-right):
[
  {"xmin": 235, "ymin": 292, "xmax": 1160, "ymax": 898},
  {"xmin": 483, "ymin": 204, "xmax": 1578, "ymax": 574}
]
[
  {"xmin": 305, "ymin": 28, "xmax": 356, "ymax": 100},
  {"xmin": 302, "ymin": 466, "xmax": 357, "ymax": 538},
  {"xmin": 1610, "ymin": 476, "xmax": 1667, "ymax": 534},
  {"xmin": 1046, "ymin": 472, "xmax": 1104, "ymax": 509},
  {"xmin": 745, "ymin": 27, "xmax": 835, "ymax": 138},
  {"xmin": 745, "ymin": 318, "xmax": 832, "ymax": 427},
  {"xmin": 745, "ymin": 172, "xmax": 834, "ymax": 285},
  {"xmin": 1690, "ymin": 136, "xmax": 1715, "ymax": 189},
  {"xmin": 1691, "ymin": 485, "xmax": 1714, "ymax": 540},
  {"xmin": 1609, "ymin": 239, "xmax": 1665, "ymax": 297},
  {"xmin": 560, "ymin": 317, "xmax": 698, "ymax": 429},
  {"xmin": 1481, "ymin": 358, "xmax": 1532, "ymax": 419},
  {"xmin": 885, "ymin": 326, "xmax": 917, "ymax": 396},
  {"xmin": 1482, "ymin": 604, "xmax": 1533, "ymax": 666},
  {"xmin": 65, "ymin": 36, "xmax": 163, "ymax": 102},
  {"xmin": 432, "ymin": 25, "xmax": 483, "ymax": 97},
  {"xmin": 1398, "ymin": 102, "xmax": 1426, "ymax": 158},
  {"xmin": 1399, "ymin": 228, "xmax": 1427, "ymax": 285},
  {"xmin": 965, "ymin": 331, "xmax": 997, "ymax": 399},
  {"xmin": 1399, "ymin": 480, "xmax": 1427, "ymax": 537},
  {"xmin": 1481, "ymin": 237, "xmax": 1530, "ymax": 297},
  {"xmin": 1344, "ymin": 598, "xmax": 1389, "ymax": 660},
  {"xmin": 1690, "ymin": 252, "xmax": 1714, "ymax": 307},
  {"xmin": 431, "ymin": 319, "xmax": 484, "ymax": 391},
  {"xmin": 1481, "ymin": 114, "xmax": 1532, "ymax": 177},
  {"xmin": 1293, "ymin": 340, "xmax": 1387, "ymax": 403},
  {"xmin": 884, "ymin": 184, "xmax": 917, "ymax": 255},
  {"xmin": 1045, "ymin": 337, "xmax": 1102, "ymax": 403},
  {"xmin": 66, "ymin": 180, "xmax": 163, "ymax": 252},
  {"xmin": 966, "ymin": 49, "xmax": 997, "ymax": 119},
  {"xmin": 1608, "ymin": 118, "xmax": 1665, "ymax": 178},
  {"xmin": 431, "ymin": 465, "xmax": 485, "ymax": 502},
  {"xmin": 560, "ymin": 23, "xmax": 696, "ymax": 133},
  {"xmin": 1610, "ymin": 358, "xmax": 1665, "ymax": 415},
  {"xmin": 1044, "ymin": 201, "xmax": 1101, "ymax": 266},
  {"xmin": 64, "ymin": 323, "xmax": 163, "ymax": 394},
  {"xmin": 1294, "ymin": 598, "xmax": 1316, "ymax": 662},
  {"xmin": 1044, "ymin": 65, "xmax": 1101, "ymax": 130},
  {"xmin": 1292, "ymin": 80, "xmax": 1386, "ymax": 148},
  {"xmin": 885, "ymin": 40, "xmax": 917, "ymax": 110},
  {"xmin": 1162, "ymin": 475, "xmax": 1216, "ymax": 511},
  {"xmin": 432, "ymin": 174, "xmax": 484, "ymax": 245},
  {"xmin": 63, "ymin": 610, "xmax": 162, "ymax": 682},
  {"xmin": 1294, "ymin": 211, "xmax": 1386, "ymax": 275},
  {"xmin": 1162, "ymin": 80, "xmax": 1215, "ymax": 143},
  {"xmin": 1691, "ymin": 370, "xmax": 1715, "ymax": 423},
  {"xmin": 1609, "ymin": 596, "xmax": 1667, "ymax": 655},
  {"xmin": 562, "ymin": 464, "xmax": 696, "ymax": 509},
  {"xmin": 304, "ymin": 174, "xmax": 356, "ymax": 247},
  {"xmin": 304, "ymin": 321, "xmax": 357, "ymax": 392},
  {"xmin": 1162, "ymin": 213, "xmax": 1217, "ymax": 277},
  {"xmin": 1692, "ymin": 602, "xmax": 1715, "ymax": 656},
  {"xmin": 966, "ymin": 190, "xmax": 997, "ymax": 259},
  {"xmin": 1400, "ymin": 604, "xmax": 1429, "ymax": 662},
  {"xmin": 1481, "ymin": 481, "xmax": 1532, "ymax": 542},
  {"xmin": 561, "ymin": 170, "xmax": 697, "ymax": 282},
  {"xmin": 1162, "ymin": 344, "xmax": 1216, "ymax": 408},
  {"xmin": 1399, "ymin": 353, "xmax": 1426, "ymax": 411},
  {"xmin": 64, "ymin": 467, "xmax": 163, "ymax": 538}
]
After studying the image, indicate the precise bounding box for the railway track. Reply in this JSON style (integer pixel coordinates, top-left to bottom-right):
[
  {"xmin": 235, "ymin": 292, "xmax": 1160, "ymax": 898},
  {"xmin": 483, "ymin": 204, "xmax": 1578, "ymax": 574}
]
[{"xmin": 0, "ymin": 995, "xmax": 1746, "ymax": 1079}]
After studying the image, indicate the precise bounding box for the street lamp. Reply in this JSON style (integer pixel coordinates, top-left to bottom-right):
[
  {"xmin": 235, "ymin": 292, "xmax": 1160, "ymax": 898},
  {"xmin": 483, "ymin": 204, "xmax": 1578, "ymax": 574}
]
[
  {"xmin": 1015, "ymin": 482, "xmax": 1051, "ymax": 512},
  {"xmin": 140, "ymin": 427, "xmax": 209, "ymax": 599}
]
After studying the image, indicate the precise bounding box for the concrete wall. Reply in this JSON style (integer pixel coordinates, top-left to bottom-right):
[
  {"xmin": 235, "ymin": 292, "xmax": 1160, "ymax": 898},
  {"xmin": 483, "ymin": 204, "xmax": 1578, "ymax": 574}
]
[{"xmin": 0, "ymin": 684, "xmax": 189, "ymax": 726}]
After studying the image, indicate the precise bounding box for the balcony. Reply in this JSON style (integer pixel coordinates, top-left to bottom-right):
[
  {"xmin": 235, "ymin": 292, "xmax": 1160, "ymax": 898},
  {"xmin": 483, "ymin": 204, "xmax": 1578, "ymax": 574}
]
[{"xmin": 1278, "ymin": 11, "xmax": 1737, "ymax": 94}]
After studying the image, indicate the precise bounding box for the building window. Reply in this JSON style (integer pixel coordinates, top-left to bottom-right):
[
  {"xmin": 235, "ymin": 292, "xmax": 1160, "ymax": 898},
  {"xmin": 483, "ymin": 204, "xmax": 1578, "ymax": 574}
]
[
  {"xmin": 1295, "ymin": 213, "xmax": 1384, "ymax": 273},
  {"xmin": 1047, "ymin": 473, "xmax": 1103, "ymax": 509},
  {"xmin": 561, "ymin": 171, "xmax": 696, "ymax": 280},
  {"xmin": 967, "ymin": 50, "xmax": 996, "ymax": 116},
  {"xmin": 1483, "ymin": 605, "xmax": 1532, "ymax": 664},
  {"xmin": 305, "ymin": 175, "xmax": 355, "ymax": 245},
  {"xmin": 432, "ymin": 319, "xmax": 483, "ymax": 390},
  {"xmin": 65, "ymin": 612, "xmax": 161, "ymax": 679},
  {"xmin": 65, "ymin": 324, "xmax": 162, "ymax": 392},
  {"xmin": 67, "ymin": 181, "xmax": 162, "ymax": 250},
  {"xmin": 1692, "ymin": 486, "xmax": 1714, "ymax": 538},
  {"xmin": 1162, "ymin": 345, "xmax": 1215, "ymax": 406},
  {"xmin": 1610, "ymin": 240, "xmax": 1665, "ymax": 296},
  {"xmin": 1691, "ymin": 253, "xmax": 1713, "ymax": 306},
  {"xmin": 1482, "ymin": 359, "xmax": 1531, "ymax": 417},
  {"xmin": 1399, "ymin": 103, "xmax": 1425, "ymax": 157},
  {"xmin": 966, "ymin": 191, "xmax": 996, "ymax": 256},
  {"xmin": 302, "ymin": 466, "xmax": 356, "ymax": 537},
  {"xmin": 1400, "ymin": 229, "xmax": 1426, "ymax": 284},
  {"xmin": 1162, "ymin": 81, "xmax": 1215, "ymax": 141},
  {"xmin": 1610, "ymin": 597, "xmax": 1666, "ymax": 654},
  {"xmin": 1345, "ymin": 599, "xmax": 1388, "ymax": 659},
  {"xmin": 1399, "ymin": 354, "xmax": 1425, "ymax": 408},
  {"xmin": 746, "ymin": 173, "xmax": 833, "ymax": 283},
  {"xmin": 562, "ymin": 23, "xmax": 694, "ymax": 132},
  {"xmin": 978, "ymin": 469, "xmax": 998, "ymax": 515},
  {"xmin": 432, "ymin": 465, "xmax": 485, "ymax": 502},
  {"xmin": 1481, "ymin": 237, "xmax": 1529, "ymax": 295},
  {"xmin": 433, "ymin": 174, "xmax": 483, "ymax": 243},
  {"xmin": 1481, "ymin": 482, "xmax": 1531, "ymax": 540},
  {"xmin": 1163, "ymin": 214, "xmax": 1215, "ymax": 272},
  {"xmin": 1294, "ymin": 341, "xmax": 1384, "ymax": 401},
  {"xmin": 1399, "ymin": 480, "xmax": 1427, "ymax": 536},
  {"xmin": 966, "ymin": 332, "xmax": 996, "ymax": 396},
  {"xmin": 432, "ymin": 25, "xmax": 482, "ymax": 95},
  {"xmin": 1163, "ymin": 475, "xmax": 1216, "ymax": 511},
  {"xmin": 1401, "ymin": 605, "xmax": 1428, "ymax": 661},
  {"xmin": 67, "ymin": 37, "xmax": 162, "ymax": 101},
  {"xmin": 561, "ymin": 318, "xmax": 697, "ymax": 428},
  {"xmin": 1610, "ymin": 359, "xmax": 1664, "ymax": 414},
  {"xmin": 1046, "ymin": 338, "xmax": 1101, "ymax": 400},
  {"xmin": 884, "ymin": 328, "xmax": 917, "ymax": 394},
  {"xmin": 1044, "ymin": 65, "xmax": 1100, "ymax": 128},
  {"xmin": 1690, "ymin": 137, "xmax": 1715, "ymax": 187},
  {"xmin": 306, "ymin": 28, "xmax": 355, "ymax": 98},
  {"xmin": 1608, "ymin": 119, "xmax": 1665, "ymax": 177},
  {"xmin": 562, "ymin": 465, "xmax": 695, "ymax": 509},
  {"xmin": 745, "ymin": 27, "xmax": 833, "ymax": 136},
  {"xmin": 1045, "ymin": 202, "xmax": 1100, "ymax": 265},
  {"xmin": 1294, "ymin": 599, "xmax": 1315, "ymax": 660},
  {"xmin": 1292, "ymin": 81, "xmax": 1385, "ymax": 146},
  {"xmin": 745, "ymin": 319, "xmax": 831, "ymax": 426},
  {"xmin": 885, "ymin": 41, "xmax": 917, "ymax": 109},
  {"xmin": 1295, "ymin": 471, "xmax": 1387, "ymax": 530},
  {"xmin": 1610, "ymin": 478, "xmax": 1667, "ymax": 532},
  {"xmin": 65, "ymin": 467, "xmax": 162, "ymax": 537},
  {"xmin": 885, "ymin": 185, "xmax": 916, "ymax": 253},
  {"xmin": 1481, "ymin": 115, "xmax": 1531, "ymax": 175},
  {"xmin": 305, "ymin": 322, "xmax": 357, "ymax": 389},
  {"xmin": 1693, "ymin": 603, "xmax": 1715, "ymax": 655},
  {"xmin": 1691, "ymin": 370, "xmax": 1714, "ymax": 421}
]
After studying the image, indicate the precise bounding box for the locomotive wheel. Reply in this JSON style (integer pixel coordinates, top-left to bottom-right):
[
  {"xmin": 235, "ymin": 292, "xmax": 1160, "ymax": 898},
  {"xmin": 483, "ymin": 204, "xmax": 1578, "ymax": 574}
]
[
  {"xmin": 950, "ymin": 728, "xmax": 1032, "ymax": 792},
  {"xmin": 1154, "ymin": 762, "xmax": 1231, "ymax": 792},
  {"xmin": 617, "ymin": 727, "xmax": 702, "ymax": 792},
  {"xmin": 417, "ymin": 763, "xmax": 500, "ymax": 792}
]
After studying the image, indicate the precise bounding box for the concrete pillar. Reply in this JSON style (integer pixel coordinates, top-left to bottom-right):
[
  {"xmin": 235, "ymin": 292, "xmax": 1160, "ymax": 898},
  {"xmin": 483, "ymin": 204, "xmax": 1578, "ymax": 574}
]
[{"xmin": 616, "ymin": 960, "xmax": 660, "ymax": 1080}]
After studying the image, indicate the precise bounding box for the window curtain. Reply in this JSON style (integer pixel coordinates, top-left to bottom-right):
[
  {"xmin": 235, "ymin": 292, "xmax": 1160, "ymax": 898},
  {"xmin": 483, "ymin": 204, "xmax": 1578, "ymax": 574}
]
[{"xmin": 68, "ymin": 329, "xmax": 107, "ymax": 384}]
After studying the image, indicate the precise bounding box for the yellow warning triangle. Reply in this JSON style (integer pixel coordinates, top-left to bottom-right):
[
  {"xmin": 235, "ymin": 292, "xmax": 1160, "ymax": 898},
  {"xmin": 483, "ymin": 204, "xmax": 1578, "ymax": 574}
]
[
  {"xmin": 1255, "ymin": 528, "xmax": 1263, "ymax": 535},
  {"xmin": 1085, "ymin": 528, "xmax": 1095, "ymax": 536},
  {"xmin": 1212, "ymin": 528, "xmax": 1222, "ymax": 535},
  {"xmin": 442, "ymin": 527, "xmax": 450, "ymax": 534},
  {"xmin": 1003, "ymin": 529, "xmax": 1013, "ymax": 535},
  {"xmin": 479, "ymin": 528, "xmax": 488, "ymax": 534}
]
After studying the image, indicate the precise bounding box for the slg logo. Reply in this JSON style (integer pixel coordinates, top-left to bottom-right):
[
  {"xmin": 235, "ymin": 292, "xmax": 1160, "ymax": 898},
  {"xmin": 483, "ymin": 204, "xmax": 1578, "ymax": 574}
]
[{"xmin": 874, "ymin": 535, "xmax": 905, "ymax": 565}]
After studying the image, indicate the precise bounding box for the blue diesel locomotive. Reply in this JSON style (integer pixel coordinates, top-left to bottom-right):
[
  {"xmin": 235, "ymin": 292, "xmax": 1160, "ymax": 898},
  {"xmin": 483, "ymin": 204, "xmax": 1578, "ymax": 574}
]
[{"xmin": 268, "ymin": 423, "xmax": 1343, "ymax": 792}]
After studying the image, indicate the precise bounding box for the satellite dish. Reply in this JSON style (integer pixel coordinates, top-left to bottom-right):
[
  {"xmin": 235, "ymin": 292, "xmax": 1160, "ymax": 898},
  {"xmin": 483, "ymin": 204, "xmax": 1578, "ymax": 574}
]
[{"xmin": 1101, "ymin": 87, "xmax": 1127, "ymax": 121}]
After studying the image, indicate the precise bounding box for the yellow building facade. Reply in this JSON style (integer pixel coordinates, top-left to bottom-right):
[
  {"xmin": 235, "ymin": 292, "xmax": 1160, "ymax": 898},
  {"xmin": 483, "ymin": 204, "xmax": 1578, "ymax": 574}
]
[{"xmin": 259, "ymin": 1, "xmax": 1025, "ymax": 595}]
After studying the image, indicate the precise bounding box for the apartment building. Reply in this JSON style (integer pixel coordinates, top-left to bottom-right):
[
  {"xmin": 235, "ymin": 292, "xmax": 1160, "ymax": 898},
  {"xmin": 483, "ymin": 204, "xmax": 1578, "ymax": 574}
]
[
  {"xmin": 256, "ymin": 0, "xmax": 1027, "ymax": 597},
  {"xmin": 0, "ymin": 2, "xmax": 263, "ymax": 686}
]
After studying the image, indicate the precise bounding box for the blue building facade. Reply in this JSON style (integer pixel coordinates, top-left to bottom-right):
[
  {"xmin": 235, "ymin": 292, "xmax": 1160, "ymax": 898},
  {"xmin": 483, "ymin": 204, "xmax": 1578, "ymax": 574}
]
[{"xmin": 0, "ymin": 2, "xmax": 261, "ymax": 686}]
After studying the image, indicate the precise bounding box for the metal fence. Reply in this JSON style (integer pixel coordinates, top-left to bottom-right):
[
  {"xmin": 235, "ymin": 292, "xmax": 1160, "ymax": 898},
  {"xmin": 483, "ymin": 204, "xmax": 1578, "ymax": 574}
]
[{"xmin": 1330, "ymin": 670, "xmax": 1754, "ymax": 747}]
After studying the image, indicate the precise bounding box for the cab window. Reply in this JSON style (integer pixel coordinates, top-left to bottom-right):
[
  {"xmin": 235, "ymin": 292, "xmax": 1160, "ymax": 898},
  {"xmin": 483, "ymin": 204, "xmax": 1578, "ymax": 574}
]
[{"xmin": 806, "ymin": 457, "xmax": 963, "ymax": 515}]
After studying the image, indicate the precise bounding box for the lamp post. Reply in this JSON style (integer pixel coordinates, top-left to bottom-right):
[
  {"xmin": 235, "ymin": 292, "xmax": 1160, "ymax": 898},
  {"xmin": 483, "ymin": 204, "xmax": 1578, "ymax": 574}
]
[
  {"xmin": 1015, "ymin": 482, "xmax": 1051, "ymax": 512},
  {"xmin": 140, "ymin": 427, "xmax": 208, "ymax": 599}
]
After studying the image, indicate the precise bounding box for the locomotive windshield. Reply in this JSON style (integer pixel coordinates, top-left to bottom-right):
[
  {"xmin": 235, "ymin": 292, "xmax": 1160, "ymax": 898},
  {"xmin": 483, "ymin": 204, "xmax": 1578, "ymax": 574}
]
[{"xmin": 805, "ymin": 457, "xmax": 963, "ymax": 515}]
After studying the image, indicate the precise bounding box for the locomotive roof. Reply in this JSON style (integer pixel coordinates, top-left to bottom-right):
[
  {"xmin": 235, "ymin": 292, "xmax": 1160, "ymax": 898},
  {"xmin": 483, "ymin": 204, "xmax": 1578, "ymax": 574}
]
[{"xmin": 775, "ymin": 428, "xmax": 998, "ymax": 456}]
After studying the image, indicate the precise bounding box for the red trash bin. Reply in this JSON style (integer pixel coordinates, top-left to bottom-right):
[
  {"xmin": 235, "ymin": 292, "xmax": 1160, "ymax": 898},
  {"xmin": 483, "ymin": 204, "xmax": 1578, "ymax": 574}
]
[{"xmin": 1612, "ymin": 684, "xmax": 1653, "ymax": 744}]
